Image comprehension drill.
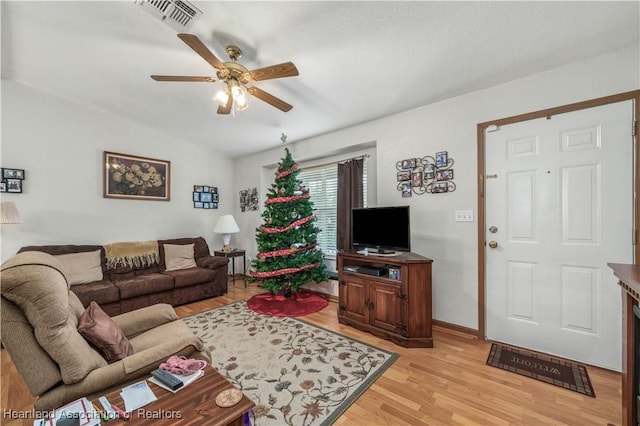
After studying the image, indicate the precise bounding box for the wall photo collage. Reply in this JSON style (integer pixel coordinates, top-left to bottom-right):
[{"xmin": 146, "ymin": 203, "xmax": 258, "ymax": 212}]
[
  {"xmin": 0, "ymin": 168, "xmax": 25, "ymax": 193},
  {"xmin": 193, "ymin": 185, "xmax": 219, "ymax": 209},
  {"xmin": 396, "ymin": 151, "xmax": 456, "ymax": 196}
]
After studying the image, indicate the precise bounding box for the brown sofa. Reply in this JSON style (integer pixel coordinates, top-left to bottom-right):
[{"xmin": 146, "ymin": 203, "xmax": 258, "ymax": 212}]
[
  {"xmin": 1, "ymin": 250, "xmax": 211, "ymax": 411},
  {"xmin": 18, "ymin": 237, "xmax": 229, "ymax": 316}
]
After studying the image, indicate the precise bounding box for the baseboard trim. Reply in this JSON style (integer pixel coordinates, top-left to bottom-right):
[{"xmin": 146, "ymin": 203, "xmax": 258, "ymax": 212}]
[
  {"xmin": 432, "ymin": 319, "xmax": 479, "ymax": 338},
  {"xmin": 305, "ymin": 289, "xmax": 338, "ymax": 303}
]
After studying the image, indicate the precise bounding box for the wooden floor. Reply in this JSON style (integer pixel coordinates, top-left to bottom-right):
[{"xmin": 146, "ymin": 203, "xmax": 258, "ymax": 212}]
[{"xmin": 2, "ymin": 280, "xmax": 622, "ymax": 425}]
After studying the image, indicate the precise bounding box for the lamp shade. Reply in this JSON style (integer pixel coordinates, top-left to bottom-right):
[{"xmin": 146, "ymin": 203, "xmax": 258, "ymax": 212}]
[
  {"xmin": 213, "ymin": 215, "xmax": 240, "ymax": 234},
  {"xmin": 1, "ymin": 202, "xmax": 21, "ymax": 224}
]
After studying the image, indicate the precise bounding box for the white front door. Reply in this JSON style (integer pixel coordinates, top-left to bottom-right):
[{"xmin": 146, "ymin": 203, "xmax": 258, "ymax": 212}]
[{"xmin": 485, "ymin": 100, "xmax": 634, "ymax": 371}]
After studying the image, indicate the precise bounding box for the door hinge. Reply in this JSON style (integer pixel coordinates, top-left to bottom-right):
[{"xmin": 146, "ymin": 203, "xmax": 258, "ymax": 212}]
[
  {"xmin": 396, "ymin": 292, "xmax": 407, "ymax": 299},
  {"xmin": 339, "ymin": 280, "xmax": 347, "ymax": 286},
  {"xmin": 633, "ymin": 120, "xmax": 637, "ymax": 137},
  {"xmin": 338, "ymin": 305, "xmax": 346, "ymax": 311},
  {"xmin": 396, "ymin": 322, "xmax": 407, "ymax": 331},
  {"xmin": 634, "ymin": 229, "xmax": 637, "ymax": 246}
]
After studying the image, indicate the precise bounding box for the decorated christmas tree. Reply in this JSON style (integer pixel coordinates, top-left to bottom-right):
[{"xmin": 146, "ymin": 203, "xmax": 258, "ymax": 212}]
[{"xmin": 250, "ymin": 147, "xmax": 329, "ymax": 295}]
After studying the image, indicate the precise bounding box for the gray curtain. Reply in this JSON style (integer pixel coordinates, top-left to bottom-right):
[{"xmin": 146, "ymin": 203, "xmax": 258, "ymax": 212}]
[{"xmin": 337, "ymin": 158, "xmax": 364, "ymax": 252}]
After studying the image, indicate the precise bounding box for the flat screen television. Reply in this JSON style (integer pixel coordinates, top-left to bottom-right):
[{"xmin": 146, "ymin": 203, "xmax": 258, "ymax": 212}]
[{"xmin": 351, "ymin": 206, "xmax": 411, "ymax": 254}]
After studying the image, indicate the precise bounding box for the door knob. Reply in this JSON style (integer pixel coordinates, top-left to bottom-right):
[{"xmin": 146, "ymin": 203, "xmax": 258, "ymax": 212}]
[{"xmin": 488, "ymin": 240, "xmax": 499, "ymax": 249}]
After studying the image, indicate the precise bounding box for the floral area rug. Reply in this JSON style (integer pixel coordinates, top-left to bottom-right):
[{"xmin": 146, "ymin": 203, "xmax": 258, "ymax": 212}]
[{"xmin": 182, "ymin": 301, "xmax": 398, "ymax": 425}]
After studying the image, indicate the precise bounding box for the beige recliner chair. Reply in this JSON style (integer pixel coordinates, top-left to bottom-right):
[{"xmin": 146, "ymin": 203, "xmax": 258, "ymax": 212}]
[{"xmin": 1, "ymin": 251, "xmax": 211, "ymax": 411}]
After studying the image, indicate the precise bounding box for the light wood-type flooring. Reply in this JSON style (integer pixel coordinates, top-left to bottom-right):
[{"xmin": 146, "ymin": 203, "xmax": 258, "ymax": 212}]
[{"xmin": 2, "ymin": 280, "xmax": 622, "ymax": 425}]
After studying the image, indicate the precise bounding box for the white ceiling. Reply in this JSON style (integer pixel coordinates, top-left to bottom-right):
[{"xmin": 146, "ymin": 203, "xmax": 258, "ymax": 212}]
[{"xmin": 2, "ymin": 1, "xmax": 638, "ymax": 158}]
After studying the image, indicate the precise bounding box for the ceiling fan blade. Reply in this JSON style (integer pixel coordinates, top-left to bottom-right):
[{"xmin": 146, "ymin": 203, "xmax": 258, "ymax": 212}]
[
  {"xmin": 151, "ymin": 75, "xmax": 215, "ymax": 82},
  {"xmin": 247, "ymin": 86, "xmax": 293, "ymax": 112},
  {"xmin": 248, "ymin": 62, "xmax": 299, "ymax": 81},
  {"xmin": 217, "ymin": 94, "xmax": 233, "ymax": 115},
  {"xmin": 177, "ymin": 33, "xmax": 226, "ymax": 70}
]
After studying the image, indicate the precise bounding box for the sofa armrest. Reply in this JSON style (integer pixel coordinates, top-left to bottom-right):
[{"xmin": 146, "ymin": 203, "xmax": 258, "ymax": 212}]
[
  {"xmin": 112, "ymin": 303, "xmax": 177, "ymax": 337},
  {"xmin": 197, "ymin": 255, "xmax": 229, "ymax": 270}
]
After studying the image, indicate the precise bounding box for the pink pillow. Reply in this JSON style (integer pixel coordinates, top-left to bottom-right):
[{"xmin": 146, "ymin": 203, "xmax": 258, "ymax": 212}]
[{"xmin": 78, "ymin": 302, "xmax": 133, "ymax": 363}]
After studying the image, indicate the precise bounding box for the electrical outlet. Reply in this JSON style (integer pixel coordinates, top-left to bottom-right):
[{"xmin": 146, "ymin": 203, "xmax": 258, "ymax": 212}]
[{"xmin": 455, "ymin": 210, "xmax": 474, "ymax": 222}]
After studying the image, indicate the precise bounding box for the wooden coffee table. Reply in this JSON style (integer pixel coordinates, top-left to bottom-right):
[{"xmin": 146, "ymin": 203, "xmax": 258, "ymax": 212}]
[{"xmin": 100, "ymin": 367, "xmax": 254, "ymax": 425}]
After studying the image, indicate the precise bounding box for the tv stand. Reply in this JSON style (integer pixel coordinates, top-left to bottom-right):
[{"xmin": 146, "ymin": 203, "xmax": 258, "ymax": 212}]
[{"xmin": 337, "ymin": 251, "xmax": 433, "ymax": 348}]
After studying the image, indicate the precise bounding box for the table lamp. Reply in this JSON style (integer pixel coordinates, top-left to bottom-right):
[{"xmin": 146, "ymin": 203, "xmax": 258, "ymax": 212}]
[
  {"xmin": 1, "ymin": 202, "xmax": 21, "ymax": 224},
  {"xmin": 214, "ymin": 214, "xmax": 239, "ymax": 252}
]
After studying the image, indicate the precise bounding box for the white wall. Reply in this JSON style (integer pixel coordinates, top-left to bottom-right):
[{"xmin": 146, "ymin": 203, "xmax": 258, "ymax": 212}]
[
  {"xmin": 0, "ymin": 80, "xmax": 235, "ymax": 261},
  {"xmin": 233, "ymin": 44, "xmax": 639, "ymax": 330}
]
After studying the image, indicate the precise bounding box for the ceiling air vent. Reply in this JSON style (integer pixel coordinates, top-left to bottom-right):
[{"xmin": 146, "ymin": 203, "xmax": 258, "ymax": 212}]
[{"xmin": 135, "ymin": 0, "xmax": 203, "ymax": 31}]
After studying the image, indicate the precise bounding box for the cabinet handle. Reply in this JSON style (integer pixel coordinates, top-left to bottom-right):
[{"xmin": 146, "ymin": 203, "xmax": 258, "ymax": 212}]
[
  {"xmin": 338, "ymin": 305, "xmax": 346, "ymax": 311},
  {"xmin": 396, "ymin": 322, "xmax": 407, "ymax": 331},
  {"xmin": 396, "ymin": 292, "xmax": 407, "ymax": 299},
  {"xmin": 339, "ymin": 280, "xmax": 347, "ymax": 286}
]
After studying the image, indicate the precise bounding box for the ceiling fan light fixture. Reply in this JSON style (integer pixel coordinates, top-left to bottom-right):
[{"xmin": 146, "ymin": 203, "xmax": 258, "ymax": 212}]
[
  {"xmin": 213, "ymin": 87, "xmax": 229, "ymax": 106},
  {"xmin": 152, "ymin": 34, "xmax": 298, "ymax": 115},
  {"xmin": 235, "ymin": 94, "xmax": 249, "ymax": 111},
  {"xmin": 232, "ymin": 85, "xmax": 249, "ymax": 111}
]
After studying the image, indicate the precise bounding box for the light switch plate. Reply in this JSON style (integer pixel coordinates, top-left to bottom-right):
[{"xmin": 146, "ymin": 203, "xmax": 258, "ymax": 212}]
[{"xmin": 455, "ymin": 210, "xmax": 474, "ymax": 222}]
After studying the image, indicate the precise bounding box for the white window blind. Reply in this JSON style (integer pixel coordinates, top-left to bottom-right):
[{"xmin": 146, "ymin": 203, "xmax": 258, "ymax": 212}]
[{"xmin": 299, "ymin": 158, "xmax": 367, "ymax": 257}]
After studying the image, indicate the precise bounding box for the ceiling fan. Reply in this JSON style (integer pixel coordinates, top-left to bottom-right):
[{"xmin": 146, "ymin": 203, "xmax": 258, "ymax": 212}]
[{"xmin": 151, "ymin": 33, "xmax": 299, "ymax": 114}]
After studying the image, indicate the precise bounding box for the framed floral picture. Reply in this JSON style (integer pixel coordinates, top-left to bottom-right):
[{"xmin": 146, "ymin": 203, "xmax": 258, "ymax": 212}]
[{"xmin": 104, "ymin": 151, "xmax": 170, "ymax": 201}]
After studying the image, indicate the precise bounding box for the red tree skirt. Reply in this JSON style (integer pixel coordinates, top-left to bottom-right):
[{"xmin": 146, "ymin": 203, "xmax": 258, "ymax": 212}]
[{"xmin": 247, "ymin": 290, "xmax": 328, "ymax": 317}]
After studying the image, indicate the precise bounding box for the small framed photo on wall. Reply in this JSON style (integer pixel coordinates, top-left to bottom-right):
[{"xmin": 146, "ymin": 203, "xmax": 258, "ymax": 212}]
[
  {"xmin": 436, "ymin": 151, "xmax": 448, "ymax": 168},
  {"xmin": 2, "ymin": 168, "xmax": 25, "ymax": 180},
  {"xmin": 401, "ymin": 158, "xmax": 417, "ymax": 170},
  {"xmin": 425, "ymin": 163, "xmax": 435, "ymax": 179},
  {"xmin": 397, "ymin": 171, "xmax": 411, "ymax": 181},
  {"xmin": 436, "ymin": 169, "xmax": 454, "ymax": 181},
  {"xmin": 432, "ymin": 182, "xmax": 448, "ymax": 193},
  {"xmin": 411, "ymin": 171, "xmax": 423, "ymax": 187},
  {"xmin": 400, "ymin": 182, "xmax": 412, "ymax": 197},
  {"xmin": 6, "ymin": 179, "xmax": 22, "ymax": 193}
]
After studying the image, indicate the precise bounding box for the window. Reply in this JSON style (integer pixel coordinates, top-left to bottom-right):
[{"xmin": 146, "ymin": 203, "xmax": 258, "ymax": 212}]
[{"xmin": 298, "ymin": 158, "xmax": 367, "ymax": 257}]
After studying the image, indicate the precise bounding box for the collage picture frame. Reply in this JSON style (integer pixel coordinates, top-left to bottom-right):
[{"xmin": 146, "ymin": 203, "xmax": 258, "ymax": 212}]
[
  {"xmin": 193, "ymin": 185, "xmax": 219, "ymax": 209},
  {"xmin": 395, "ymin": 150, "xmax": 456, "ymax": 196},
  {"xmin": 1, "ymin": 168, "xmax": 25, "ymax": 193}
]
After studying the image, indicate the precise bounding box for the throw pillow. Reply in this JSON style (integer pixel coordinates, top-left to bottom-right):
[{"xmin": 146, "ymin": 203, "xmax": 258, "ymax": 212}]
[
  {"xmin": 164, "ymin": 243, "xmax": 197, "ymax": 271},
  {"xmin": 54, "ymin": 250, "xmax": 103, "ymax": 286},
  {"xmin": 78, "ymin": 301, "xmax": 134, "ymax": 363}
]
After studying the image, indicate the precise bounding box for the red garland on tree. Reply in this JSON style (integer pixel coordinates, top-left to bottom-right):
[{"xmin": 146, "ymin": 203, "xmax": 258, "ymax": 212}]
[{"xmin": 250, "ymin": 148, "xmax": 329, "ymax": 296}]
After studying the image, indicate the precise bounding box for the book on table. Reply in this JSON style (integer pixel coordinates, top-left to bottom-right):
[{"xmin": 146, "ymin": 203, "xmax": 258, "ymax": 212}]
[
  {"xmin": 33, "ymin": 397, "xmax": 101, "ymax": 426},
  {"xmin": 149, "ymin": 369, "xmax": 204, "ymax": 393}
]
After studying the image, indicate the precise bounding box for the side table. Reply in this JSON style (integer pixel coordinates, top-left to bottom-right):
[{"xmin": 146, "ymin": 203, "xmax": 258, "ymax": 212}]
[{"xmin": 214, "ymin": 249, "xmax": 246, "ymax": 287}]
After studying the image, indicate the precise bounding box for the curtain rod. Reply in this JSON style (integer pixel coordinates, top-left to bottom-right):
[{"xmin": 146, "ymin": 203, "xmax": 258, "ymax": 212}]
[
  {"xmin": 302, "ymin": 154, "xmax": 370, "ymax": 171},
  {"xmin": 339, "ymin": 154, "xmax": 370, "ymax": 164}
]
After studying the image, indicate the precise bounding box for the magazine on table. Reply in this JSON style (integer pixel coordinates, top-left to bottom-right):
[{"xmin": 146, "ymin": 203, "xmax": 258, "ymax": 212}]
[
  {"xmin": 149, "ymin": 369, "xmax": 204, "ymax": 393},
  {"xmin": 33, "ymin": 397, "xmax": 101, "ymax": 426}
]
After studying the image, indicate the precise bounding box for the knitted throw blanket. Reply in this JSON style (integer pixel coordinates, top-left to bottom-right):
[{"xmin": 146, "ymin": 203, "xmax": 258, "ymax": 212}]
[{"xmin": 104, "ymin": 240, "xmax": 159, "ymax": 269}]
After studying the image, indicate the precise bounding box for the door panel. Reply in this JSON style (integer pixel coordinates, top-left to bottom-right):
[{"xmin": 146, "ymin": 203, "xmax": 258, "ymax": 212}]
[
  {"xmin": 370, "ymin": 281, "xmax": 403, "ymax": 334},
  {"xmin": 485, "ymin": 100, "xmax": 633, "ymax": 371},
  {"xmin": 345, "ymin": 277, "xmax": 368, "ymax": 323}
]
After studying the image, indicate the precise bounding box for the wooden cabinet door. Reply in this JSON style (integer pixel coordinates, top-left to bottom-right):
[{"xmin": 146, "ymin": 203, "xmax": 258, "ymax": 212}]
[
  {"xmin": 369, "ymin": 281, "xmax": 404, "ymax": 335},
  {"xmin": 344, "ymin": 276, "xmax": 369, "ymax": 323}
]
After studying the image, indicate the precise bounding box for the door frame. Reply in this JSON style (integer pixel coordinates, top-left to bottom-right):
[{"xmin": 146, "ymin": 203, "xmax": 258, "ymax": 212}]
[{"xmin": 477, "ymin": 90, "xmax": 640, "ymax": 339}]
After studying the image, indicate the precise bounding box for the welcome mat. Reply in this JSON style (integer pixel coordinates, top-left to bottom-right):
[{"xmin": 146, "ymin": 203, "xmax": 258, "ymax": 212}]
[
  {"xmin": 486, "ymin": 343, "xmax": 595, "ymax": 397},
  {"xmin": 183, "ymin": 301, "xmax": 398, "ymax": 425}
]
